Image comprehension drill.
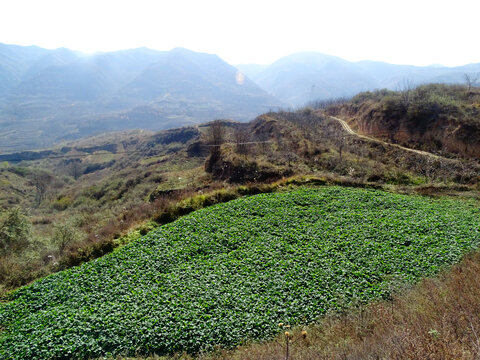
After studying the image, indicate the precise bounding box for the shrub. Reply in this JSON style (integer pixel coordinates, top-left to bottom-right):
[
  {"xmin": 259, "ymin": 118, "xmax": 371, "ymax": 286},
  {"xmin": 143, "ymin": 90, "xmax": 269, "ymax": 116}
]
[
  {"xmin": 381, "ymin": 94, "xmax": 406, "ymax": 118},
  {"xmin": 51, "ymin": 196, "xmax": 73, "ymax": 211},
  {"xmin": 0, "ymin": 208, "xmax": 31, "ymax": 255},
  {"xmin": 52, "ymin": 221, "xmax": 81, "ymax": 254}
]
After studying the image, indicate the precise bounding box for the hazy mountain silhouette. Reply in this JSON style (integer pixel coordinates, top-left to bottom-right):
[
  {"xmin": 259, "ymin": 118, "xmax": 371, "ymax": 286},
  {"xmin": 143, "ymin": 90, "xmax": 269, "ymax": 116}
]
[
  {"xmin": 242, "ymin": 52, "xmax": 480, "ymax": 106},
  {"xmin": 0, "ymin": 44, "xmax": 281, "ymax": 152},
  {"xmin": 244, "ymin": 52, "xmax": 376, "ymax": 105},
  {"xmin": 235, "ymin": 63, "xmax": 269, "ymax": 79},
  {"xmin": 3, "ymin": 43, "xmax": 479, "ymax": 152},
  {"xmin": 0, "ymin": 43, "xmax": 48, "ymax": 98}
]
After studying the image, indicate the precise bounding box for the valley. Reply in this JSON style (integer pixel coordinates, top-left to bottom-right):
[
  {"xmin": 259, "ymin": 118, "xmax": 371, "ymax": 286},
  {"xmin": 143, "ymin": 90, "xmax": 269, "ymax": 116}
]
[{"xmin": 1, "ymin": 45, "xmax": 480, "ymax": 359}]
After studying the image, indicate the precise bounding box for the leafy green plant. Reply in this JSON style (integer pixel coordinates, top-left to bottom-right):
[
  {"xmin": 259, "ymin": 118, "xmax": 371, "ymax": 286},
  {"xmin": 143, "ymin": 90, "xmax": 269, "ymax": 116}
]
[{"xmin": 1, "ymin": 187, "xmax": 479, "ymax": 359}]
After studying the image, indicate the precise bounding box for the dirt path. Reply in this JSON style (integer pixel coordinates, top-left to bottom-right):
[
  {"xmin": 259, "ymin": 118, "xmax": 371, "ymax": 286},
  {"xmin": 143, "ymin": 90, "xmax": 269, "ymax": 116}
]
[{"xmin": 329, "ymin": 115, "xmax": 445, "ymax": 160}]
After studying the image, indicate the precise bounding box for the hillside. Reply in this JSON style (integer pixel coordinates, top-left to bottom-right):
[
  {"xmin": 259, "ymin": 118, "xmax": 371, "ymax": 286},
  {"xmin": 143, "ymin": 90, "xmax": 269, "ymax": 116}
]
[
  {"xmin": 243, "ymin": 52, "xmax": 480, "ymax": 106},
  {"xmin": 0, "ymin": 123, "xmax": 212, "ymax": 291},
  {"xmin": 1, "ymin": 103, "xmax": 480, "ymax": 358},
  {"xmin": 325, "ymin": 84, "xmax": 480, "ymax": 159},
  {"xmin": 2, "ymin": 103, "xmax": 480, "ymax": 292},
  {"xmin": 0, "ymin": 44, "xmax": 281, "ymax": 152},
  {"xmin": 3, "ymin": 44, "xmax": 479, "ymax": 152},
  {"xmin": 1, "ymin": 187, "xmax": 479, "ymax": 359}
]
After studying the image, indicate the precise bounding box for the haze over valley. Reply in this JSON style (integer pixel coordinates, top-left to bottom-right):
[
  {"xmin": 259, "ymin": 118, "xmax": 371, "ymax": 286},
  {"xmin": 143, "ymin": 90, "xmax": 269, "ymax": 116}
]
[
  {"xmin": 239, "ymin": 52, "xmax": 480, "ymax": 105},
  {"xmin": 1, "ymin": 42, "xmax": 479, "ymax": 153},
  {"xmin": 0, "ymin": 44, "xmax": 281, "ymax": 152}
]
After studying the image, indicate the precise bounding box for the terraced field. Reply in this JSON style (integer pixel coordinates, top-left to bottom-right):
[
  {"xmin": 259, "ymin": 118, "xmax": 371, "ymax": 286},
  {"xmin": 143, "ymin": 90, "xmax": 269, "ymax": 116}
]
[{"xmin": 1, "ymin": 187, "xmax": 479, "ymax": 359}]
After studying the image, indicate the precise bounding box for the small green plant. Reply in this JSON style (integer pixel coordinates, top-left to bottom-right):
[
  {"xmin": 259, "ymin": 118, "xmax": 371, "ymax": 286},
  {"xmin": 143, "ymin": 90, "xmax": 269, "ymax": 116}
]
[{"xmin": 428, "ymin": 328, "xmax": 440, "ymax": 339}]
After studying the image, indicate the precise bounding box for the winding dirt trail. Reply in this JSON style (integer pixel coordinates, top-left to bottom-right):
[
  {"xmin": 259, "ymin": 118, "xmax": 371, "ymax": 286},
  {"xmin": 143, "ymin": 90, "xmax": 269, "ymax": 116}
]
[{"xmin": 329, "ymin": 115, "xmax": 445, "ymax": 160}]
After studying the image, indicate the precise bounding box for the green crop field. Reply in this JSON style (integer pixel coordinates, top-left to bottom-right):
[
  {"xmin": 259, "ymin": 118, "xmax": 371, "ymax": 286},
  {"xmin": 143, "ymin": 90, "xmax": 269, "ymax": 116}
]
[{"xmin": 1, "ymin": 187, "xmax": 479, "ymax": 359}]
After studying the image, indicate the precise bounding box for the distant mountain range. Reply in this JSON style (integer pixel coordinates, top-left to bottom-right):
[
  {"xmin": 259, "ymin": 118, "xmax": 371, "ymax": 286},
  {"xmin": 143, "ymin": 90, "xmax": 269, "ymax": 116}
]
[
  {"xmin": 0, "ymin": 44, "xmax": 281, "ymax": 152},
  {"xmin": 237, "ymin": 52, "xmax": 480, "ymax": 106},
  {"xmin": 1, "ymin": 43, "xmax": 479, "ymax": 152}
]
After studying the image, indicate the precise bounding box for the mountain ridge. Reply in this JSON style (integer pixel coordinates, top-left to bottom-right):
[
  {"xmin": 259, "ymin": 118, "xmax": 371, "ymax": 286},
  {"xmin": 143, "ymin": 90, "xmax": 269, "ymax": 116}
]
[
  {"xmin": 0, "ymin": 43, "xmax": 281, "ymax": 153},
  {"xmin": 240, "ymin": 52, "xmax": 480, "ymax": 105},
  {"xmin": 2, "ymin": 43, "xmax": 480, "ymax": 153}
]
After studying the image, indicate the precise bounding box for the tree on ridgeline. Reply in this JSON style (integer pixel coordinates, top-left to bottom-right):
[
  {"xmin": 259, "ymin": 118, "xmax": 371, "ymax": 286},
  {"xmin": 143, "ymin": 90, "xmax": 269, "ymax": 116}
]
[{"xmin": 205, "ymin": 120, "xmax": 225, "ymax": 173}]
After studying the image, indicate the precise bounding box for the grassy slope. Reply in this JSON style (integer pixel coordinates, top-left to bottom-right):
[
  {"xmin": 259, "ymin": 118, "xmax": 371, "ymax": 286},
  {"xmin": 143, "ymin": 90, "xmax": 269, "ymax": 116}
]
[
  {"xmin": 0, "ymin": 126, "xmax": 210, "ymax": 292},
  {"xmin": 2, "ymin": 106, "xmax": 479, "ymax": 295},
  {"xmin": 1, "ymin": 187, "xmax": 479, "ymax": 359}
]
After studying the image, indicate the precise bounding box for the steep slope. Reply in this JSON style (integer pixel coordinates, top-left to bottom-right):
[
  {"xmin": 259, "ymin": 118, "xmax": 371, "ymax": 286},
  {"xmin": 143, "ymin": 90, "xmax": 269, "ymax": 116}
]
[
  {"xmin": 252, "ymin": 52, "xmax": 376, "ymax": 105},
  {"xmin": 2, "ymin": 104, "xmax": 480, "ymax": 300},
  {"xmin": 5, "ymin": 48, "xmax": 164, "ymax": 107},
  {"xmin": 118, "ymin": 48, "xmax": 280, "ymax": 122}
]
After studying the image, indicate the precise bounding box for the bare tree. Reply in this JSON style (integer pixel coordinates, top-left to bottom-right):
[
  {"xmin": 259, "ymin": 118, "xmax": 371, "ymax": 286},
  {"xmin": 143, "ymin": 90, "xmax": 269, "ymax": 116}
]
[
  {"xmin": 465, "ymin": 73, "xmax": 478, "ymax": 91},
  {"xmin": 31, "ymin": 171, "xmax": 53, "ymax": 206},
  {"xmin": 333, "ymin": 136, "xmax": 346, "ymax": 160},
  {"xmin": 257, "ymin": 131, "xmax": 271, "ymax": 155},
  {"xmin": 206, "ymin": 120, "xmax": 225, "ymax": 146},
  {"xmin": 398, "ymin": 78, "xmax": 415, "ymax": 108},
  {"xmin": 205, "ymin": 120, "xmax": 226, "ymax": 172},
  {"xmin": 276, "ymin": 136, "xmax": 299, "ymax": 168},
  {"xmin": 234, "ymin": 127, "xmax": 250, "ymax": 155},
  {"xmin": 68, "ymin": 159, "xmax": 83, "ymax": 180}
]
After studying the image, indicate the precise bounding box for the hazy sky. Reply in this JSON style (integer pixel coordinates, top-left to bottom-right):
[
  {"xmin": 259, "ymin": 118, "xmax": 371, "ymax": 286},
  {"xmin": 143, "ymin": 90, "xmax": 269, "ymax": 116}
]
[{"xmin": 1, "ymin": 0, "xmax": 479, "ymax": 67}]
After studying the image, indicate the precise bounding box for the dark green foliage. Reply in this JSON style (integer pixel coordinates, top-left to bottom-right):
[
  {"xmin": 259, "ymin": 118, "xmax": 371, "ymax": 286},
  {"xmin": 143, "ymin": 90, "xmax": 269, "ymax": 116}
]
[
  {"xmin": 0, "ymin": 208, "xmax": 31, "ymax": 255},
  {"xmin": 83, "ymin": 160, "xmax": 115, "ymax": 175},
  {"xmin": 6, "ymin": 166, "xmax": 30, "ymax": 177},
  {"xmin": 381, "ymin": 94, "xmax": 407, "ymax": 119},
  {"xmin": 1, "ymin": 187, "xmax": 480, "ymax": 359},
  {"xmin": 360, "ymin": 84, "xmax": 470, "ymax": 129},
  {"xmin": 405, "ymin": 85, "xmax": 460, "ymax": 131}
]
